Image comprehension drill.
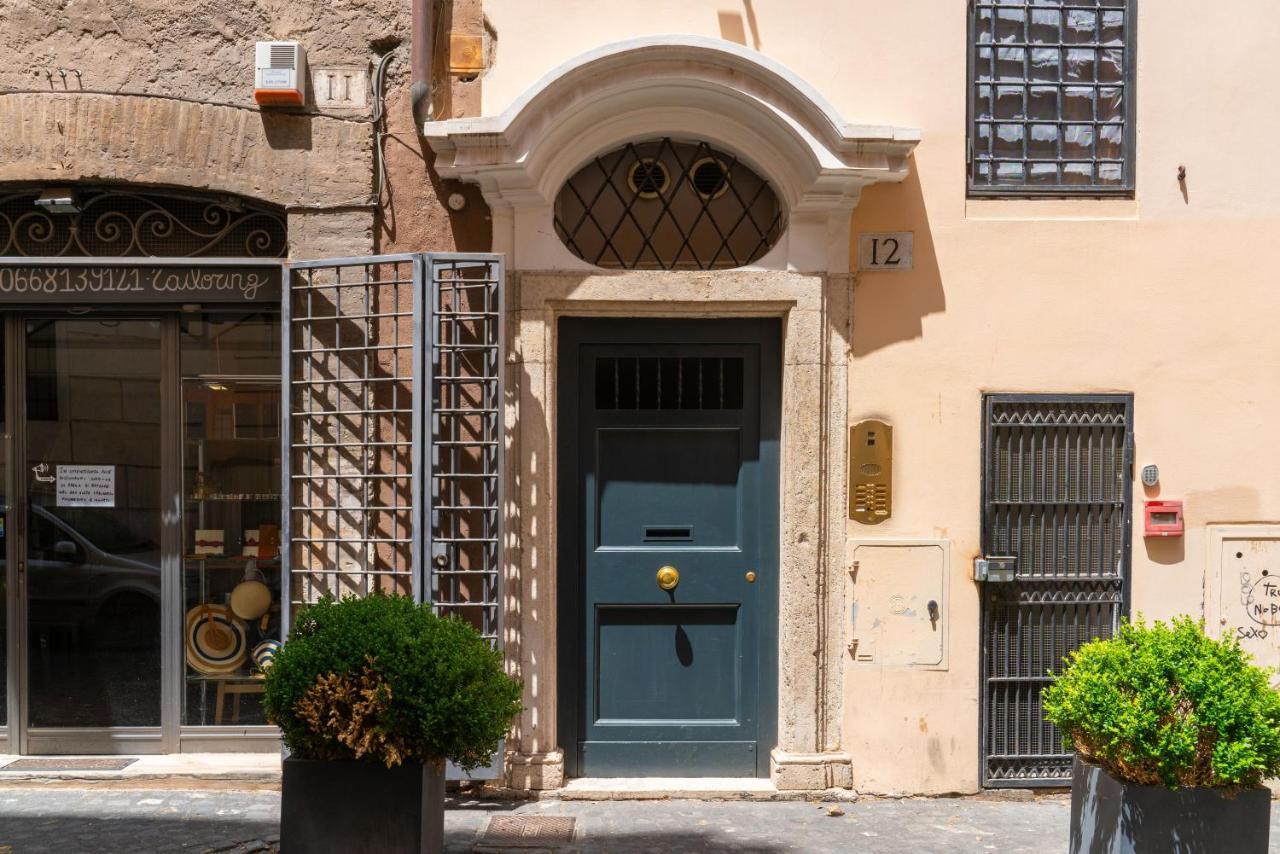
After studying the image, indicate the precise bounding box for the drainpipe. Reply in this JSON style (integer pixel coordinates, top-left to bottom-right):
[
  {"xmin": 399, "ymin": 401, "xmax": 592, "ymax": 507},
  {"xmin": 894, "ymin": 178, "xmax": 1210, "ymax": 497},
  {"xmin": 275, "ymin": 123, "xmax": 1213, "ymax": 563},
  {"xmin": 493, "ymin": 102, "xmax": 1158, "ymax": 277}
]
[{"xmin": 410, "ymin": 0, "xmax": 435, "ymax": 127}]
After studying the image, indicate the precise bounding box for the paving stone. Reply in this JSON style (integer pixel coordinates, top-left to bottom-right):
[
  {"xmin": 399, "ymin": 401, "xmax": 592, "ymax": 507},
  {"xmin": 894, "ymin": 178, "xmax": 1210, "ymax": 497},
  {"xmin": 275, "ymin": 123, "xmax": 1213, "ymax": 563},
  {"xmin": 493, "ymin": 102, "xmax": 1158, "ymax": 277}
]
[{"xmin": 0, "ymin": 787, "xmax": 1278, "ymax": 853}]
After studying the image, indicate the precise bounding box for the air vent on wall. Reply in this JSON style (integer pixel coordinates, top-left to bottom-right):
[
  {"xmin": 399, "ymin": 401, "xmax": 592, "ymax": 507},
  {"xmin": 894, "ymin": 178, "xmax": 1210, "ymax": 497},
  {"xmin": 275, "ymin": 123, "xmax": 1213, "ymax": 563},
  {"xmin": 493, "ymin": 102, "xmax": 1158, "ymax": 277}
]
[
  {"xmin": 627, "ymin": 159, "xmax": 669, "ymax": 199},
  {"xmin": 691, "ymin": 158, "xmax": 730, "ymax": 199}
]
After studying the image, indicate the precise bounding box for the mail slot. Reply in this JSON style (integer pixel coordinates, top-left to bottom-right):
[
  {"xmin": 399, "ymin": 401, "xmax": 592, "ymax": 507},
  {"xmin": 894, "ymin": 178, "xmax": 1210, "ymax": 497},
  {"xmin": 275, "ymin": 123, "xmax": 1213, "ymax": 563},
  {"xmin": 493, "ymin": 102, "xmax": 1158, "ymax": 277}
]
[{"xmin": 643, "ymin": 525, "xmax": 693, "ymax": 542}]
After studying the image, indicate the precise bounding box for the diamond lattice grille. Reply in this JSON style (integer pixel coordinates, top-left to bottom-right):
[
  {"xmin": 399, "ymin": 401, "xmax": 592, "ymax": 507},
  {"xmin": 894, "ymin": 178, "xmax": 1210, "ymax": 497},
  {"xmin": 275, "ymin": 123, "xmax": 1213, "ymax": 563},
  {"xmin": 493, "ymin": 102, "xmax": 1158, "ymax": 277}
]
[{"xmin": 553, "ymin": 139, "xmax": 785, "ymax": 270}]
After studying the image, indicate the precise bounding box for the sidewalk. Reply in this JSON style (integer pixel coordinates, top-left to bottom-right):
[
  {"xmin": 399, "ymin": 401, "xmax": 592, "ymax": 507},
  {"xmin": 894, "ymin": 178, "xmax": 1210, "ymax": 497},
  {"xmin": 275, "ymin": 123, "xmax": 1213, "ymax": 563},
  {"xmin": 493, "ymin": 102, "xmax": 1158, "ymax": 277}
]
[{"xmin": 0, "ymin": 784, "xmax": 1277, "ymax": 853}]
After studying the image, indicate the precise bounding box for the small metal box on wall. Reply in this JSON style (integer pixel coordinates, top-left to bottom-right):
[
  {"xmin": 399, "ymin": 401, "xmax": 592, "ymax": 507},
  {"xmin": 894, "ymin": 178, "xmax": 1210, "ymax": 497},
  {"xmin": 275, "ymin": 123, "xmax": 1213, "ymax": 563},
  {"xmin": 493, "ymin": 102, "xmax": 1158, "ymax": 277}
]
[{"xmin": 849, "ymin": 419, "xmax": 892, "ymax": 524}]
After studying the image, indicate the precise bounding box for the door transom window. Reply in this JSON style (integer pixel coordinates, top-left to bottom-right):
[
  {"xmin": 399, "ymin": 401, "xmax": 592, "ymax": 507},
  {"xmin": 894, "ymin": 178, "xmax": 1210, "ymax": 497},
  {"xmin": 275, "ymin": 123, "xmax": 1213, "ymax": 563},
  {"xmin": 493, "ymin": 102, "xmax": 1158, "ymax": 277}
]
[{"xmin": 553, "ymin": 139, "xmax": 785, "ymax": 271}]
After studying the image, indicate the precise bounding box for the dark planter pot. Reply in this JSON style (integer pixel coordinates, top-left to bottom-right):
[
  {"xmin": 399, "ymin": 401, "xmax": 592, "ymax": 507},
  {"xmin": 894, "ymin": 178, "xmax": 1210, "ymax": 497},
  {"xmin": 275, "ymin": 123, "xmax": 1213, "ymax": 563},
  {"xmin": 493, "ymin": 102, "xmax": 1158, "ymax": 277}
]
[
  {"xmin": 281, "ymin": 757, "xmax": 445, "ymax": 853},
  {"xmin": 1069, "ymin": 755, "xmax": 1270, "ymax": 854}
]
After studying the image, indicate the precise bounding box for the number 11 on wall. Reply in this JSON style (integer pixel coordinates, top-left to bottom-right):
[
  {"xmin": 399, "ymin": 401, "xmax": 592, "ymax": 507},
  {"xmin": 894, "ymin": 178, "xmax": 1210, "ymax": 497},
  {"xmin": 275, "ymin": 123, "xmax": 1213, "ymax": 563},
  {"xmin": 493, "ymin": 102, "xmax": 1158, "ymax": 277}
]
[{"xmin": 857, "ymin": 232, "xmax": 914, "ymax": 272}]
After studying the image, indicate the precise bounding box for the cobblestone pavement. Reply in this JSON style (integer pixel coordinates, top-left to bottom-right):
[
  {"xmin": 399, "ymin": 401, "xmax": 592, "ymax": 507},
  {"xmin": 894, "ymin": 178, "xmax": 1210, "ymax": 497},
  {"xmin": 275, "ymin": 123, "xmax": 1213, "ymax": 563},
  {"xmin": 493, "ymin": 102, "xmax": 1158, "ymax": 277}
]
[
  {"xmin": 0, "ymin": 787, "xmax": 279, "ymax": 853},
  {"xmin": 0, "ymin": 787, "xmax": 1278, "ymax": 853}
]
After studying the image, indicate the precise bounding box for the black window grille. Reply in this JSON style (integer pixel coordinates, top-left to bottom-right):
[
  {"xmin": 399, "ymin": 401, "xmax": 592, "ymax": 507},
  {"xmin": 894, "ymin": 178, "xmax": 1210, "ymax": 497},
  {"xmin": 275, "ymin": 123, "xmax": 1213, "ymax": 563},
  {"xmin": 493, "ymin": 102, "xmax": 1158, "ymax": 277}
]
[
  {"xmin": 553, "ymin": 139, "xmax": 785, "ymax": 270},
  {"xmin": 0, "ymin": 186, "xmax": 287, "ymax": 258},
  {"xmin": 968, "ymin": 1, "xmax": 1136, "ymax": 196},
  {"xmin": 595, "ymin": 356, "xmax": 744, "ymax": 410}
]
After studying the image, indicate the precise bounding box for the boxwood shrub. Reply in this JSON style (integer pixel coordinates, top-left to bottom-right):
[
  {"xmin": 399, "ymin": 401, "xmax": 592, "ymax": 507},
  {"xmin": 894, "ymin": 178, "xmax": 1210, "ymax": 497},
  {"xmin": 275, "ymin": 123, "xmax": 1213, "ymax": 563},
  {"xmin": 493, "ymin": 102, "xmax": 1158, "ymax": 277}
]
[
  {"xmin": 1042, "ymin": 616, "xmax": 1280, "ymax": 788},
  {"xmin": 263, "ymin": 593, "xmax": 521, "ymax": 770}
]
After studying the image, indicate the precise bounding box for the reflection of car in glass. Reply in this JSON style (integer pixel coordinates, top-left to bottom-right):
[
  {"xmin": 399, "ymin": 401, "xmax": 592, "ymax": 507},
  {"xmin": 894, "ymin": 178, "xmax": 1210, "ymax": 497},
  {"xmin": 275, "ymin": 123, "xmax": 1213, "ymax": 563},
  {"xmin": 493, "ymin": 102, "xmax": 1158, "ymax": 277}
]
[{"xmin": 18, "ymin": 505, "xmax": 160, "ymax": 648}]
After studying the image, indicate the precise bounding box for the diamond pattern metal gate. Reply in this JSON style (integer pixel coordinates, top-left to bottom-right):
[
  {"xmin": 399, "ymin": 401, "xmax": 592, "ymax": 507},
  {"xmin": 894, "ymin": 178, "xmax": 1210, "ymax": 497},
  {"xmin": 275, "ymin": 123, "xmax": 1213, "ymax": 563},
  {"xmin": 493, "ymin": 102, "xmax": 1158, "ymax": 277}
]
[{"xmin": 979, "ymin": 394, "xmax": 1132, "ymax": 787}]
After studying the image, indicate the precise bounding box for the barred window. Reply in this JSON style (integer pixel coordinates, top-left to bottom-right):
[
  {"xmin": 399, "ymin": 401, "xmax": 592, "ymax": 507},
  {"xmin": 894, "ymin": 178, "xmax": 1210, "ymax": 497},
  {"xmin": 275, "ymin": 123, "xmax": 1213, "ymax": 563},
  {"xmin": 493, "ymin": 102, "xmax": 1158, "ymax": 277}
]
[{"xmin": 968, "ymin": 1, "xmax": 1135, "ymax": 196}]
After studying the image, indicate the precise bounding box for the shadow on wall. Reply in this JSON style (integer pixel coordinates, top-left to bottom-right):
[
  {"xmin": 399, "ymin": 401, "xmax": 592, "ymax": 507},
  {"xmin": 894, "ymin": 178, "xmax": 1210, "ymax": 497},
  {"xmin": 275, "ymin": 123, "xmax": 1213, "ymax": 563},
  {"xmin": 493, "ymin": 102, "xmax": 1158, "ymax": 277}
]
[
  {"xmin": 260, "ymin": 113, "xmax": 313, "ymax": 151},
  {"xmin": 849, "ymin": 155, "xmax": 945, "ymax": 357},
  {"xmin": 717, "ymin": 1, "xmax": 762, "ymax": 50}
]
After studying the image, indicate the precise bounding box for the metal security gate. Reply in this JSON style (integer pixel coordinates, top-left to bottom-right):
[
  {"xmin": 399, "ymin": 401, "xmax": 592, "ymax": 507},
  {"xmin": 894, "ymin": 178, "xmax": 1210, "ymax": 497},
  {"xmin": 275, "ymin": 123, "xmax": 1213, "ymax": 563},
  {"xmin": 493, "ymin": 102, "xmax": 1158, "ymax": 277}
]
[
  {"xmin": 282, "ymin": 253, "xmax": 503, "ymax": 639},
  {"xmin": 283, "ymin": 255, "xmax": 424, "ymax": 622},
  {"xmin": 978, "ymin": 394, "xmax": 1132, "ymax": 787},
  {"xmin": 425, "ymin": 255, "xmax": 504, "ymax": 647}
]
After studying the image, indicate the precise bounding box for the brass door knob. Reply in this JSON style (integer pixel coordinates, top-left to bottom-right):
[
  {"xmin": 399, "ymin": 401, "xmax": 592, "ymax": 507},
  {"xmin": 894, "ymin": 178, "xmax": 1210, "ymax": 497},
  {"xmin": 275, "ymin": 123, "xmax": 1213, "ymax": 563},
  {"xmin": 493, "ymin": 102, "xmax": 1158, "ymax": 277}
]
[
  {"xmin": 745, "ymin": 571, "xmax": 757, "ymax": 583},
  {"xmin": 656, "ymin": 565, "xmax": 680, "ymax": 590}
]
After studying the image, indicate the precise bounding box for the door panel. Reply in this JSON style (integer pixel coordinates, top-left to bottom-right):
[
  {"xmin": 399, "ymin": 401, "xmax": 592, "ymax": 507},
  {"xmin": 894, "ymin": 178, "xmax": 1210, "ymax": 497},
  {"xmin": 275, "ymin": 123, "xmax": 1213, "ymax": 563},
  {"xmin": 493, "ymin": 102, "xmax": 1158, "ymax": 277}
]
[
  {"xmin": 596, "ymin": 428, "xmax": 742, "ymax": 548},
  {"xmin": 24, "ymin": 318, "xmax": 163, "ymax": 728},
  {"xmin": 595, "ymin": 605, "xmax": 740, "ymax": 722},
  {"xmin": 559, "ymin": 318, "xmax": 779, "ymax": 778}
]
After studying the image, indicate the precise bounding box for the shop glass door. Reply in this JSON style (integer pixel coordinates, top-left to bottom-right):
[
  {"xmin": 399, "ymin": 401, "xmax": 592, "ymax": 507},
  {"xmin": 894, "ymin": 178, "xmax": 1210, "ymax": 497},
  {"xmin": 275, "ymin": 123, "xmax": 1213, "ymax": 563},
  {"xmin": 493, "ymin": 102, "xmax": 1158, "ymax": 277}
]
[
  {"xmin": 2, "ymin": 310, "xmax": 281, "ymax": 753},
  {"xmin": 23, "ymin": 318, "xmax": 164, "ymax": 730}
]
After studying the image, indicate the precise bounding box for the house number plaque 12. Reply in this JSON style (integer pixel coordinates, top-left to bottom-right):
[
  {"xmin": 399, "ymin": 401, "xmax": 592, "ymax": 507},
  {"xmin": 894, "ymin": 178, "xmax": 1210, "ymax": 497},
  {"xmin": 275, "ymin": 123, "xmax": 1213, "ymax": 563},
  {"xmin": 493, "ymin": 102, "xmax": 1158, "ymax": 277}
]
[{"xmin": 857, "ymin": 232, "xmax": 913, "ymax": 272}]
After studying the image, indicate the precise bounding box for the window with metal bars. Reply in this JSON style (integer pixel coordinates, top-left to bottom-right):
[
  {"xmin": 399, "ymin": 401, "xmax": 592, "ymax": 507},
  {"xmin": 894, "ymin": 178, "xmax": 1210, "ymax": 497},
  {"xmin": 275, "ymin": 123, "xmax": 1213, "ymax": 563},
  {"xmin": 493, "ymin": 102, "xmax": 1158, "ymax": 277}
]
[
  {"xmin": 553, "ymin": 139, "xmax": 785, "ymax": 270},
  {"xmin": 594, "ymin": 356, "xmax": 744, "ymax": 410},
  {"xmin": 968, "ymin": 0, "xmax": 1136, "ymax": 196},
  {"xmin": 0, "ymin": 186, "xmax": 287, "ymax": 257}
]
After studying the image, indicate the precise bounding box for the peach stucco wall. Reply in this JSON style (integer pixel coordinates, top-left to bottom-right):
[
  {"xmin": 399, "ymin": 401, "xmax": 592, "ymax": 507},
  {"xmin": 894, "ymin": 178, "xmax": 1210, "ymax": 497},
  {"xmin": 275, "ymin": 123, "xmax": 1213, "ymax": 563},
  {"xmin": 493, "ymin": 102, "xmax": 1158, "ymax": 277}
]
[{"xmin": 481, "ymin": 1, "xmax": 1280, "ymax": 793}]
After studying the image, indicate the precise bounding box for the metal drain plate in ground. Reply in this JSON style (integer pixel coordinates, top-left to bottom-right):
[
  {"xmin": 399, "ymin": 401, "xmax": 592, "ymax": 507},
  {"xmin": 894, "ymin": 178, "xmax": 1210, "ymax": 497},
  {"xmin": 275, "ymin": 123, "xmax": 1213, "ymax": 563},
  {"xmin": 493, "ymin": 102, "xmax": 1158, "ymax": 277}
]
[
  {"xmin": 2, "ymin": 758, "xmax": 138, "ymax": 771},
  {"xmin": 480, "ymin": 815, "xmax": 576, "ymax": 848}
]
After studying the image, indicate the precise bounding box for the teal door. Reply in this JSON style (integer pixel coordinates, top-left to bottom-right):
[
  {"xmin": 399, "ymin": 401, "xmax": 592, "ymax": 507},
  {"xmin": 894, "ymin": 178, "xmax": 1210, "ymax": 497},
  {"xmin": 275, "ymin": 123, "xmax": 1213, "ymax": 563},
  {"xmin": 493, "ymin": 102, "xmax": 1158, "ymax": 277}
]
[{"xmin": 557, "ymin": 318, "xmax": 780, "ymax": 777}]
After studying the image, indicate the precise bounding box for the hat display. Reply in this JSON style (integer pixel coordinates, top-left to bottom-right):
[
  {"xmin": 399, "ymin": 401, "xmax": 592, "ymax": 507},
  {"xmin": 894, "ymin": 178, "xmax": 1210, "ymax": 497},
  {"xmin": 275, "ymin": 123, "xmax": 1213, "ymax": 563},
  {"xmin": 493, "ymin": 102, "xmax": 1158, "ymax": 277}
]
[
  {"xmin": 185, "ymin": 604, "xmax": 248, "ymax": 675},
  {"xmin": 252, "ymin": 639, "xmax": 282, "ymax": 675},
  {"xmin": 229, "ymin": 559, "xmax": 272, "ymax": 621}
]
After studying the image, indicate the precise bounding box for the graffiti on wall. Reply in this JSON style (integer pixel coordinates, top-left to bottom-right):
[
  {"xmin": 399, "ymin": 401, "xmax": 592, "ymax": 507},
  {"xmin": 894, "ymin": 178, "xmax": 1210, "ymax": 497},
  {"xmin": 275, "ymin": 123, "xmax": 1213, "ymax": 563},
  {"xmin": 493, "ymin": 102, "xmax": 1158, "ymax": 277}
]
[{"xmin": 1222, "ymin": 539, "xmax": 1280, "ymax": 676}]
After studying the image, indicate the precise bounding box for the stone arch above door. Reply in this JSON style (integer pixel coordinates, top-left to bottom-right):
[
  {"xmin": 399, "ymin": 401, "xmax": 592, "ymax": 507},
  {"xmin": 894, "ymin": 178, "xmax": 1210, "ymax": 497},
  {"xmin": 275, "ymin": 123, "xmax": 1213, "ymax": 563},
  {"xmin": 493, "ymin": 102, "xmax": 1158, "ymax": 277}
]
[{"xmin": 424, "ymin": 35, "xmax": 919, "ymax": 274}]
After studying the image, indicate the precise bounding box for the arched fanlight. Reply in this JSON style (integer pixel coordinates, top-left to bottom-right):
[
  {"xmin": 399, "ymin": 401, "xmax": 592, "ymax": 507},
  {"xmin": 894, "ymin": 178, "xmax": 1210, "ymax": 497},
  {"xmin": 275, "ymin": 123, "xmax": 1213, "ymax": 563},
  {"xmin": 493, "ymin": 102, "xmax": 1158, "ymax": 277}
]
[{"xmin": 553, "ymin": 139, "xmax": 785, "ymax": 270}]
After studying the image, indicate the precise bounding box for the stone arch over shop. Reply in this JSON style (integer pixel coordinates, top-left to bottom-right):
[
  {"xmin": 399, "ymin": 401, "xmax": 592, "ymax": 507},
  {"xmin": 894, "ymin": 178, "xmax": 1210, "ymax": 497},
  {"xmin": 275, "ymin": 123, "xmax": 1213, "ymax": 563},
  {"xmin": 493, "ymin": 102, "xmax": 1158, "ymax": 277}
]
[
  {"xmin": 0, "ymin": 93, "xmax": 377, "ymax": 257},
  {"xmin": 426, "ymin": 36, "xmax": 921, "ymax": 790}
]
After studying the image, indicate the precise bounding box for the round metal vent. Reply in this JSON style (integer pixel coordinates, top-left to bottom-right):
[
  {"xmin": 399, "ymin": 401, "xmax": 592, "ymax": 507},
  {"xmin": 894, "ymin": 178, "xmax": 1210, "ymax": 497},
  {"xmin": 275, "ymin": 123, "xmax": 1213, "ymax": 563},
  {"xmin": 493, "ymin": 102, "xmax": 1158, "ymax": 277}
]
[
  {"xmin": 690, "ymin": 157, "xmax": 729, "ymax": 199},
  {"xmin": 553, "ymin": 139, "xmax": 784, "ymax": 270},
  {"xmin": 627, "ymin": 159, "xmax": 669, "ymax": 199}
]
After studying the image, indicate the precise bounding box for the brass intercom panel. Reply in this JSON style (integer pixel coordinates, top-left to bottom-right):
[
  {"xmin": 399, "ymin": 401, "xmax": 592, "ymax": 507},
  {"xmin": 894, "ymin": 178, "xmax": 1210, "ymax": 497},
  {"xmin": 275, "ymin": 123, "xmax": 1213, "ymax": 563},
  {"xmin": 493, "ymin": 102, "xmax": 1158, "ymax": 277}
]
[{"xmin": 849, "ymin": 419, "xmax": 892, "ymax": 524}]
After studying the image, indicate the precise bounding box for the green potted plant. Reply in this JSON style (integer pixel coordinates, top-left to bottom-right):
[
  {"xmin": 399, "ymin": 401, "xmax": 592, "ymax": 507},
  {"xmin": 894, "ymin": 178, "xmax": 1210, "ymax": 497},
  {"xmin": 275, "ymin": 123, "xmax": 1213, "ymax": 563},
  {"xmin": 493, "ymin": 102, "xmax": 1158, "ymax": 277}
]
[
  {"xmin": 263, "ymin": 593, "xmax": 522, "ymax": 853},
  {"xmin": 1043, "ymin": 617, "xmax": 1280, "ymax": 854}
]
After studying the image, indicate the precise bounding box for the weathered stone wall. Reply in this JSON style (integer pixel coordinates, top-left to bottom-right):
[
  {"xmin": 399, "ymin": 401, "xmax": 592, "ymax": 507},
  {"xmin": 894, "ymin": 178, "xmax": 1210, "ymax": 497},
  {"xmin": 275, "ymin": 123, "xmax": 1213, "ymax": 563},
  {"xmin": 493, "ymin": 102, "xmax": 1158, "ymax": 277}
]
[
  {"xmin": 0, "ymin": 93, "xmax": 373, "ymax": 211},
  {"xmin": 0, "ymin": 0, "xmax": 408, "ymax": 105},
  {"xmin": 0, "ymin": 0, "xmax": 494, "ymax": 258}
]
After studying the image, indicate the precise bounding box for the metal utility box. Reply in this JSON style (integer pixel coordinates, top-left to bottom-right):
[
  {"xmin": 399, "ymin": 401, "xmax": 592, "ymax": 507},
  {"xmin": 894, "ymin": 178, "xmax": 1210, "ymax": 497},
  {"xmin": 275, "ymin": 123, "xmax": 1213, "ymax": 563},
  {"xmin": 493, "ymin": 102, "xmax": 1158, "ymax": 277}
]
[
  {"xmin": 849, "ymin": 419, "xmax": 892, "ymax": 524},
  {"xmin": 847, "ymin": 539, "xmax": 949, "ymax": 668}
]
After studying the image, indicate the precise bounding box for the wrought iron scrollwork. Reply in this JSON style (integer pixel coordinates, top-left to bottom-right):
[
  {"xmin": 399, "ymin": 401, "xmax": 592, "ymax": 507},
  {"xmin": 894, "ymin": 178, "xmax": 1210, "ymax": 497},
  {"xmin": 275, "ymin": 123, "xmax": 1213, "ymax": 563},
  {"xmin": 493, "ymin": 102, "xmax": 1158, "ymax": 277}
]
[{"xmin": 0, "ymin": 187, "xmax": 287, "ymax": 258}]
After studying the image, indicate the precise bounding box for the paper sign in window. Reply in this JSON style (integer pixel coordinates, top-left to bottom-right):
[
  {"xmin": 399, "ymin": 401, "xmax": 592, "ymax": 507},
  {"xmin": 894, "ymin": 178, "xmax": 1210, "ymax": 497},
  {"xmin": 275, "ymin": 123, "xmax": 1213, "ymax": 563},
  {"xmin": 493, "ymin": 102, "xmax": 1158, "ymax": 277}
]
[{"xmin": 56, "ymin": 465, "xmax": 116, "ymax": 507}]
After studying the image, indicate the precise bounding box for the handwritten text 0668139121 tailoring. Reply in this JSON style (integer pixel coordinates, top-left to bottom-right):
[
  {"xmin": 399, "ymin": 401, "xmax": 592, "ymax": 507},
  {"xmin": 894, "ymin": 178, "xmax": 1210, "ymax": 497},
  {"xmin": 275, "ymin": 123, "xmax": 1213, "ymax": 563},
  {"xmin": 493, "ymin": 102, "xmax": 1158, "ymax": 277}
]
[{"xmin": 0, "ymin": 264, "xmax": 281, "ymax": 302}]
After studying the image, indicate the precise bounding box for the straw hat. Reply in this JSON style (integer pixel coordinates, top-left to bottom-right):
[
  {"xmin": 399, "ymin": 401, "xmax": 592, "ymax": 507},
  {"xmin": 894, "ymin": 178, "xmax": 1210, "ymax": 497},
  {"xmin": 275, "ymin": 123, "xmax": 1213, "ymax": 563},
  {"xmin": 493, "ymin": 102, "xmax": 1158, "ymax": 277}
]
[{"xmin": 185, "ymin": 604, "xmax": 248, "ymax": 675}]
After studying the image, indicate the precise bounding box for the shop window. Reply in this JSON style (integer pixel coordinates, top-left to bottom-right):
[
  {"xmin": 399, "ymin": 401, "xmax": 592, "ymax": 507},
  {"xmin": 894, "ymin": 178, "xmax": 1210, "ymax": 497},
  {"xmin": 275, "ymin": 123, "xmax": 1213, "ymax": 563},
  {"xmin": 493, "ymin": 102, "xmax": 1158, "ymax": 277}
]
[
  {"xmin": 24, "ymin": 320, "xmax": 59, "ymax": 421},
  {"xmin": 968, "ymin": 0, "xmax": 1136, "ymax": 195},
  {"xmin": 180, "ymin": 312, "xmax": 282, "ymax": 726},
  {"xmin": 553, "ymin": 138, "xmax": 785, "ymax": 270}
]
